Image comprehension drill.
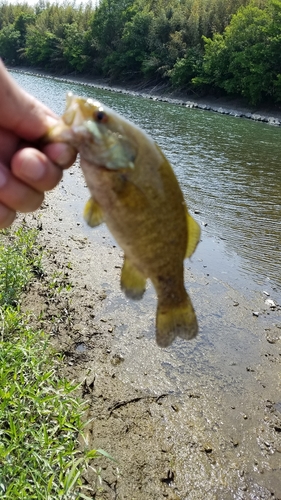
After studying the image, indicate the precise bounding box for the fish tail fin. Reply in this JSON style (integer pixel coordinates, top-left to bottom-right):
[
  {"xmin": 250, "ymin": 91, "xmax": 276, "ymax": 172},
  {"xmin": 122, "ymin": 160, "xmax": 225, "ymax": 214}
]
[{"xmin": 156, "ymin": 293, "xmax": 198, "ymax": 348}]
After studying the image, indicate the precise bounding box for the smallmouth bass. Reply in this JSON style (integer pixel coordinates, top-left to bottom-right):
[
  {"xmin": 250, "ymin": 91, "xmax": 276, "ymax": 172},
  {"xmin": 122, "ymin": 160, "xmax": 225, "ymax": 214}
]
[{"xmin": 47, "ymin": 93, "xmax": 201, "ymax": 347}]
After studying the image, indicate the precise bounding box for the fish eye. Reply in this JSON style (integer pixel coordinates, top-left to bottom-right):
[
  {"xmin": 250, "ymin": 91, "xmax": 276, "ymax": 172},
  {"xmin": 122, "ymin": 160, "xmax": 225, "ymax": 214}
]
[{"xmin": 94, "ymin": 109, "xmax": 108, "ymax": 123}]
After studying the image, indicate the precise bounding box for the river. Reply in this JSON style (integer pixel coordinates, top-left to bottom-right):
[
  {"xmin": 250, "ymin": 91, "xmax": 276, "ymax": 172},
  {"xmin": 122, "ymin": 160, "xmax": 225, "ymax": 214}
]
[
  {"xmin": 10, "ymin": 70, "xmax": 281, "ymax": 498},
  {"xmin": 12, "ymin": 70, "xmax": 281, "ymax": 293}
]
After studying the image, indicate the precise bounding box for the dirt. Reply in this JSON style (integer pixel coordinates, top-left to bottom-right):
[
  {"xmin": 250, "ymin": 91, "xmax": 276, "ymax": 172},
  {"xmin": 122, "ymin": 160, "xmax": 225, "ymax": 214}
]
[{"xmin": 16, "ymin": 155, "xmax": 281, "ymax": 500}]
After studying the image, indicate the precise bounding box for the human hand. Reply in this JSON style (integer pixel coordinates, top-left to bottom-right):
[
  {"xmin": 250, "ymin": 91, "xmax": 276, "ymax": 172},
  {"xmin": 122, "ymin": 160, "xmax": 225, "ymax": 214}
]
[{"xmin": 0, "ymin": 60, "xmax": 76, "ymax": 228}]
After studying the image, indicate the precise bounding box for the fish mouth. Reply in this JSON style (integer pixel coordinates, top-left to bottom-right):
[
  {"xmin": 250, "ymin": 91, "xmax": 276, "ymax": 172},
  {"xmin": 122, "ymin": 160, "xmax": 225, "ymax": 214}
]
[
  {"xmin": 45, "ymin": 92, "xmax": 136, "ymax": 171},
  {"xmin": 46, "ymin": 120, "xmax": 95, "ymax": 148},
  {"xmin": 46, "ymin": 93, "xmax": 103, "ymax": 146},
  {"xmin": 46, "ymin": 121, "xmax": 74, "ymax": 143}
]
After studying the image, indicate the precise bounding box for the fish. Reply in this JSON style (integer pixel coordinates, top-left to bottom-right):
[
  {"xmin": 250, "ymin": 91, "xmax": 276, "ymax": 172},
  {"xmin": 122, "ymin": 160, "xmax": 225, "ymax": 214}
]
[{"xmin": 47, "ymin": 93, "xmax": 201, "ymax": 347}]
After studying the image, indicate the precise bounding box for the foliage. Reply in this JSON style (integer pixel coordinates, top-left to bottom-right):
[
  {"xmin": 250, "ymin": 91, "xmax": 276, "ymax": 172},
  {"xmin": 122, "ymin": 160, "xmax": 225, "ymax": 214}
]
[
  {"xmin": 0, "ymin": 4, "xmax": 35, "ymax": 63},
  {"xmin": 62, "ymin": 22, "xmax": 91, "ymax": 73},
  {"xmin": 0, "ymin": 0, "xmax": 281, "ymax": 103},
  {"xmin": 169, "ymin": 46, "xmax": 203, "ymax": 89},
  {"xmin": 0, "ymin": 227, "xmax": 40, "ymax": 306},
  {"xmin": 0, "ymin": 24, "xmax": 21, "ymax": 64},
  {"xmin": 0, "ymin": 225, "xmax": 109, "ymax": 498},
  {"xmin": 25, "ymin": 25, "xmax": 58, "ymax": 67},
  {"xmin": 195, "ymin": 0, "xmax": 281, "ymax": 103}
]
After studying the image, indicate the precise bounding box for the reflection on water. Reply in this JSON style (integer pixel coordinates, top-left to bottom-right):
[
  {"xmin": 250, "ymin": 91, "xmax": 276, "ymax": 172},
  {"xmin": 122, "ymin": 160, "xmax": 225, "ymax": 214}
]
[{"xmin": 11, "ymin": 71, "xmax": 281, "ymax": 290}]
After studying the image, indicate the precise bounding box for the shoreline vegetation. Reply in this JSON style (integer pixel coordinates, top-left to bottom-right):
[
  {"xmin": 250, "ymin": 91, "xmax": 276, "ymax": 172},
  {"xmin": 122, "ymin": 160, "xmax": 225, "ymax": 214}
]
[
  {"xmin": 1, "ymin": 0, "xmax": 281, "ymax": 113},
  {"xmin": 0, "ymin": 225, "xmax": 108, "ymax": 499}
]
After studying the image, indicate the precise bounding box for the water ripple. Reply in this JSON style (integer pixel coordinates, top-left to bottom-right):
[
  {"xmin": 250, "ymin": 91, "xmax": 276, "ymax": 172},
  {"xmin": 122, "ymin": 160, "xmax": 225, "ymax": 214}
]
[{"xmin": 11, "ymin": 71, "xmax": 281, "ymax": 290}]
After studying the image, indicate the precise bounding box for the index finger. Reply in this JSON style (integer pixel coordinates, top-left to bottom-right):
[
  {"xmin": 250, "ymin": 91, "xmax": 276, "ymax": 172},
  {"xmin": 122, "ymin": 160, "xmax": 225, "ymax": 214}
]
[{"xmin": 0, "ymin": 60, "xmax": 57, "ymax": 141}]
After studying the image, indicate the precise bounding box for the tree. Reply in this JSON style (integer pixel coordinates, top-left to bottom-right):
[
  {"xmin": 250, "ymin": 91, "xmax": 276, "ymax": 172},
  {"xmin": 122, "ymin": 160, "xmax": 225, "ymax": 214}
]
[
  {"xmin": 169, "ymin": 46, "xmax": 203, "ymax": 89},
  {"xmin": 25, "ymin": 24, "xmax": 58, "ymax": 67},
  {"xmin": 0, "ymin": 24, "xmax": 21, "ymax": 64},
  {"xmin": 103, "ymin": 9, "xmax": 154, "ymax": 79},
  {"xmin": 62, "ymin": 22, "xmax": 91, "ymax": 73},
  {"xmin": 194, "ymin": 1, "xmax": 281, "ymax": 104},
  {"xmin": 14, "ymin": 11, "xmax": 35, "ymax": 42}
]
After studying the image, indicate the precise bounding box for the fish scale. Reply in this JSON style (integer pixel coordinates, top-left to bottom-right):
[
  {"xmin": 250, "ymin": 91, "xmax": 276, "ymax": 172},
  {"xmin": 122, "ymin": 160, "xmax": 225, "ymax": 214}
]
[{"xmin": 46, "ymin": 93, "xmax": 201, "ymax": 347}]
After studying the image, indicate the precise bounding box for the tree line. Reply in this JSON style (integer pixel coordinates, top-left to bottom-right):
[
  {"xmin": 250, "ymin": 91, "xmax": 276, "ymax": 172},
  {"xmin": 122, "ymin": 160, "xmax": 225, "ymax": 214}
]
[{"xmin": 0, "ymin": 0, "xmax": 280, "ymax": 105}]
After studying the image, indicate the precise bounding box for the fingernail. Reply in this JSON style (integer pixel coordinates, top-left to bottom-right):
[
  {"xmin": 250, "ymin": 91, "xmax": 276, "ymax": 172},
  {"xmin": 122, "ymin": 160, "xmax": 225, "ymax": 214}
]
[
  {"xmin": 21, "ymin": 152, "xmax": 45, "ymax": 181},
  {"xmin": 55, "ymin": 146, "xmax": 75, "ymax": 167}
]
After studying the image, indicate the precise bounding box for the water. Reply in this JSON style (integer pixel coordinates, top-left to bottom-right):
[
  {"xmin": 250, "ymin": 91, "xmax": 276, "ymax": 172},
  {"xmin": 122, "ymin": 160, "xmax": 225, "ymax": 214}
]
[
  {"xmin": 9, "ymin": 72, "xmax": 281, "ymax": 495},
  {"xmin": 11, "ymin": 70, "xmax": 281, "ymax": 295}
]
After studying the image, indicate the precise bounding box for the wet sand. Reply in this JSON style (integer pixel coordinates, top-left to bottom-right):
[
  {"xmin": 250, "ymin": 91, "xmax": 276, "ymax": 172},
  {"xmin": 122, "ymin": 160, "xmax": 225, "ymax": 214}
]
[{"xmin": 20, "ymin": 161, "xmax": 281, "ymax": 499}]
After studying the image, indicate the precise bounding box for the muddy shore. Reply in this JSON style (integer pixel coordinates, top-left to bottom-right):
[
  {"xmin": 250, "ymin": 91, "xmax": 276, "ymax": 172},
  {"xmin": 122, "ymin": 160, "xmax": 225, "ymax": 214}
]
[
  {"xmin": 10, "ymin": 65, "xmax": 281, "ymax": 498},
  {"xmin": 18, "ymin": 146, "xmax": 281, "ymax": 500}
]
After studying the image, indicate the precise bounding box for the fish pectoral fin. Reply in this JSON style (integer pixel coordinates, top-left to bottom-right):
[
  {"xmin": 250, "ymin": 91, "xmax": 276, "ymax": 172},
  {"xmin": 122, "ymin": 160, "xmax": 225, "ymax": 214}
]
[
  {"xmin": 121, "ymin": 257, "xmax": 146, "ymax": 300},
  {"xmin": 185, "ymin": 211, "xmax": 201, "ymax": 258},
  {"xmin": 83, "ymin": 197, "xmax": 104, "ymax": 227},
  {"xmin": 156, "ymin": 293, "xmax": 198, "ymax": 348}
]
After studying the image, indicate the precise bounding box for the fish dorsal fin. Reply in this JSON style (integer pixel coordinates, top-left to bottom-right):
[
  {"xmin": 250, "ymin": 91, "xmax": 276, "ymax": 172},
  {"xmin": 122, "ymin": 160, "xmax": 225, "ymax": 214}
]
[
  {"xmin": 83, "ymin": 197, "xmax": 104, "ymax": 227},
  {"xmin": 121, "ymin": 256, "xmax": 146, "ymax": 300},
  {"xmin": 185, "ymin": 211, "xmax": 201, "ymax": 258}
]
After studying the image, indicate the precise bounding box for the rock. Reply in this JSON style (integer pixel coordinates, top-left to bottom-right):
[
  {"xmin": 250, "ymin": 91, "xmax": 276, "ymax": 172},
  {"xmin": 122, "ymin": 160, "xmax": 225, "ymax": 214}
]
[
  {"xmin": 253, "ymin": 311, "xmax": 259, "ymax": 317},
  {"xmin": 266, "ymin": 336, "xmax": 278, "ymax": 344},
  {"xmin": 111, "ymin": 353, "xmax": 124, "ymax": 365},
  {"xmin": 217, "ymin": 107, "xmax": 228, "ymax": 114},
  {"xmin": 268, "ymin": 117, "xmax": 281, "ymax": 126},
  {"xmin": 197, "ymin": 104, "xmax": 210, "ymax": 111},
  {"xmin": 252, "ymin": 113, "xmax": 268, "ymax": 122},
  {"xmin": 252, "ymin": 114, "xmax": 263, "ymax": 121},
  {"xmin": 229, "ymin": 110, "xmax": 243, "ymax": 117},
  {"xmin": 265, "ymin": 298, "xmax": 276, "ymax": 308},
  {"xmin": 204, "ymin": 444, "xmax": 213, "ymax": 453}
]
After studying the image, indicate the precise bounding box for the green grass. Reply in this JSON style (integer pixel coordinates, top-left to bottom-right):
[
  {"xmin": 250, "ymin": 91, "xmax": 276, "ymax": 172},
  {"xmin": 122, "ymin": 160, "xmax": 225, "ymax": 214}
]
[
  {"xmin": 0, "ymin": 226, "xmax": 41, "ymax": 307},
  {"xmin": 0, "ymin": 225, "xmax": 107, "ymax": 499}
]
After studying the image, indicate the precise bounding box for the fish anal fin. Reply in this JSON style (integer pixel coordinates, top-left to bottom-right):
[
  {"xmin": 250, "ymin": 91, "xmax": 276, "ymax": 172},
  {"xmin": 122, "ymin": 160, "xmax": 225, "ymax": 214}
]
[
  {"xmin": 156, "ymin": 294, "xmax": 198, "ymax": 348},
  {"xmin": 185, "ymin": 211, "xmax": 201, "ymax": 259},
  {"xmin": 121, "ymin": 257, "xmax": 146, "ymax": 300},
  {"xmin": 83, "ymin": 197, "xmax": 104, "ymax": 227}
]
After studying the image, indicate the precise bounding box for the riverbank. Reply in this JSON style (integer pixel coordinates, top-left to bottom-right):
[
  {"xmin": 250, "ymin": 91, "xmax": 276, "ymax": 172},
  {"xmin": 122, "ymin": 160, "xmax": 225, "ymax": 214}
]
[
  {"xmin": 9, "ymin": 66, "xmax": 281, "ymax": 125},
  {"xmin": 0, "ymin": 226, "xmax": 97, "ymax": 498},
  {"xmin": 17, "ymin": 155, "xmax": 281, "ymax": 499},
  {"xmin": 9, "ymin": 66, "xmax": 281, "ymax": 498}
]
